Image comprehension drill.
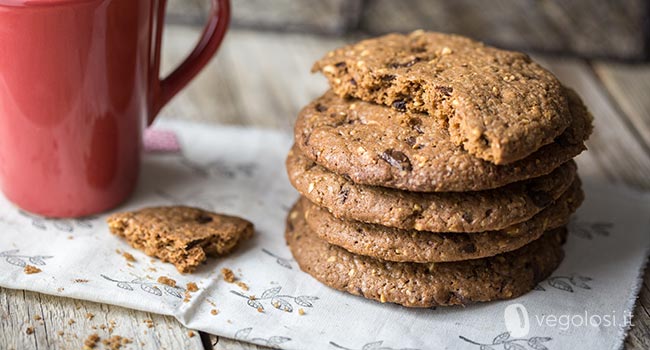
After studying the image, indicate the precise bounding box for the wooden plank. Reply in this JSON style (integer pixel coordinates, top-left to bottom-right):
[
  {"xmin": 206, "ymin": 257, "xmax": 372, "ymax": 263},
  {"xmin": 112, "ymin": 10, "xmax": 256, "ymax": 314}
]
[
  {"xmin": 360, "ymin": 0, "xmax": 647, "ymax": 60},
  {"xmin": 592, "ymin": 63, "xmax": 650, "ymax": 149},
  {"xmin": 166, "ymin": 0, "xmax": 363, "ymax": 34},
  {"xmin": 0, "ymin": 287, "xmax": 204, "ymax": 350},
  {"xmin": 158, "ymin": 26, "xmax": 344, "ymax": 131}
]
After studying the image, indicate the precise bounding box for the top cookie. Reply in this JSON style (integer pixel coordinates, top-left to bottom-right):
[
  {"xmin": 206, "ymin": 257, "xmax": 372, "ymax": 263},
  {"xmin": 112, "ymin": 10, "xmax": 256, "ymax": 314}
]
[
  {"xmin": 313, "ymin": 31, "xmax": 571, "ymax": 165},
  {"xmin": 295, "ymin": 88, "xmax": 591, "ymax": 192}
]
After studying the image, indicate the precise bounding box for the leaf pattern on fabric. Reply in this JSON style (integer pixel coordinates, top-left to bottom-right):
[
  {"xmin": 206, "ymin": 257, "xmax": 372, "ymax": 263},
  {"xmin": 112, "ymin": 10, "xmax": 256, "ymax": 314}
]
[
  {"xmin": 230, "ymin": 285, "xmax": 319, "ymax": 313},
  {"xmin": 536, "ymin": 274, "xmax": 592, "ymax": 293},
  {"xmin": 18, "ymin": 210, "xmax": 96, "ymax": 232},
  {"xmin": 234, "ymin": 327, "xmax": 291, "ymax": 349},
  {"xmin": 459, "ymin": 333, "xmax": 552, "ymax": 350},
  {"xmin": 1, "ymin": 250, "xmax": 52, "ymax": 269},
  {"xmin": 569, "ymin": 219, "xmax": 613, "ymax": 240},
  {"xmin": 262, "ymin": 249, "xmax": 294, "ymax": 269},
  {"xmin": 100, "ymin": 275, "xmax": 186, "ymax": 299},
  {"xmin": 329, "ymin": 340, "xmax": 421, "ymax": 350}
]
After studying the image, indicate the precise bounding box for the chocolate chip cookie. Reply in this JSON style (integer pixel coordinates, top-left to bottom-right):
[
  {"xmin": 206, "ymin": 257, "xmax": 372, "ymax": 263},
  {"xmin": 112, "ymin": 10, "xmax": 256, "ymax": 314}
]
[
  {"xmin": 295, "ymin": 88, "xmax": 591, "ymax": 192},
  {"xmin": 302, "ymin": 178, "xmax": 581, "ymax": 263},
  {"xmin": 286, "ymin": 200, "xmax": 565, "ymax": 307},
  {"xmin": 287, "ymin": 145, "xmax": 576, "ymax": 232},
  {"xmin": 313, "ymin": 31, "xmax": 570, "ymax": 165},
  {"xmin": 107, "ymin": 206, "xmax": 254, "ymax": 273}
]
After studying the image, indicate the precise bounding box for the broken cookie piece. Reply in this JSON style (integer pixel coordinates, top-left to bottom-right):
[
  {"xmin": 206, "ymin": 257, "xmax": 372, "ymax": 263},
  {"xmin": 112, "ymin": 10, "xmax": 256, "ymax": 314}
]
[{"xmin": 107, "ymin": 206, "xmax": 254, "ymax": 273}]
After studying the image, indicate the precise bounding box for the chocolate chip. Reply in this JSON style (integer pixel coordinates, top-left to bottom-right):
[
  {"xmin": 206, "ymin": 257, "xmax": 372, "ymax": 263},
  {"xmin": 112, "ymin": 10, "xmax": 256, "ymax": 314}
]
[
  {"xmin": 407, "ymin": 117, "xmax": 424, "ymax": 134},
  {"xmin": 392, "ymin": 100, "xmax": 407, "ymax": 112},
  {"xmin": 388, "ymin": 57, "xmax": 422, "ymax": 69},
  {"xmin": 381, "ymin": 74, "xmax": 396, "ymax": 82},
  {"xmin": 435, "ymin": 86, "xmax": 453, "ymax": 96},
  {"xmin": 341, "ymin": 174, "xmax": 352, "ymax": 182},
  {"xmin": 379, "ymin": 149, "xmax": 412, "ymax": 171},
  {"xmin": 334, "ymin": 62, "xmax": 346, "ymax": 68},
  {"xmin": 350, "ymin": 78, "xmax": 357, "ymax": 86},
  {"xmin": 315, "ymin": 103, "xmax": 327, "ymax": 112},
  {"xmin": 461, "ymin": 243, "xmax": 477, "ymax": 253},
  {"xmin": 405, "ymin": 136, "xmax": 417, "ymax": 147},
  {"xmin": 462, "ymin": 212, "xmax": 473, "ymax": 223},
  {"xmin": 195, "ymin": 214, "xmax": 213, "ymax": 224},
  {"xmin": 527, "ymin": 189, "xmax": 553, "ymax": 208},
  {"xmin": 338, "ymin": 187, "xmax": 350, "ymax": 204}
]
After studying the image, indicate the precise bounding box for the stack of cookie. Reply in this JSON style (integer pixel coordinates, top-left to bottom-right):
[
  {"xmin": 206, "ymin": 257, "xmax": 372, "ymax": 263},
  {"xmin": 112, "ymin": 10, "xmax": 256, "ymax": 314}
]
[{"xmin": 285, "ymin": 31, "xmax": 592, "ymax": 307}]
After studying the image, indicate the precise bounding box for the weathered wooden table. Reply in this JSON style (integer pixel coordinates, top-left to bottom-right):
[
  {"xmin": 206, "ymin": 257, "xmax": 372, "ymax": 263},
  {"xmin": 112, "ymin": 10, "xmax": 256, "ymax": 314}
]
[{"xmin": 1, "ymin": 25, "xmax": 649, "ymax": 349}]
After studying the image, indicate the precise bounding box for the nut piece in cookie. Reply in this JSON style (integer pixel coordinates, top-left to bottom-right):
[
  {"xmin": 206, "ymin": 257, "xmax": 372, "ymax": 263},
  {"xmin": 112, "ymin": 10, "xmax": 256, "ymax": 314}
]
[{"xmin": 107, "ymin": 206, "xmax": 254, "ymax": 273}]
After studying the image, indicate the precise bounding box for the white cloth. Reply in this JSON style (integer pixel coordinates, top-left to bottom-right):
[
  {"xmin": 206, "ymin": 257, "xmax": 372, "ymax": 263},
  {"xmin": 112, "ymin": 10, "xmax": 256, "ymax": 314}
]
[{"xmin": 1, "ymin": 120, "xmax": 648, "ymax": 350}]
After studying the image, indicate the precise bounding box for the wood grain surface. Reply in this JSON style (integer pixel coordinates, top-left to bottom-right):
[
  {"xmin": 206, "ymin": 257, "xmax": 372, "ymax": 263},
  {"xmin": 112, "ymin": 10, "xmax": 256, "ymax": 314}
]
[{"xmin": 1, "ymin": 25, "xmax": 648, "ymax": 350}]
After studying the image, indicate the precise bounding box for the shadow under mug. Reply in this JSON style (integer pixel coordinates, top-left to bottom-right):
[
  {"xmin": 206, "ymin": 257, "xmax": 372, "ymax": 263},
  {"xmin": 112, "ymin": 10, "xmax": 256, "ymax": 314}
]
[{"xmin": 0, "ymin": 0, "xmax": 230, "ymax": 217}]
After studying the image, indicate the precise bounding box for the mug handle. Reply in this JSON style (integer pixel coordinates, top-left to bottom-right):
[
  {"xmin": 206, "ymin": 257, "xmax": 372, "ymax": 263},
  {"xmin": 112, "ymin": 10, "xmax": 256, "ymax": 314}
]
[{"xmin": 148, "ymin": 0, "xmax": 231, "ymax": 124}]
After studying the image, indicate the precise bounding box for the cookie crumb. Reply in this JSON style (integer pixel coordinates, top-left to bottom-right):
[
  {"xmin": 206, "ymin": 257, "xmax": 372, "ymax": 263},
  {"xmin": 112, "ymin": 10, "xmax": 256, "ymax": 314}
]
[
  {"xmin": 57, "ymin": 330, "xmax": 64, "ymax": 336},
  {"xmin": 143, "ymin": 319, "xmax": 154, "ymax": 328},
  {"xmin": 187, "ymin": 331, "xmax": 195, "ymax": 338},
  {"xmin": 298, "ymin": 308, "xmax": 305, "ymax": 315},
  {"xmin": 221, "ymin": 268, "xmax": 236, "ymax": 283},
  {"xmin": 102, "ymin": 335, "xmax": 132, "ymax": 350},
  {"xmin": 235, "ymin": 281, "xmax": 249, "ymax": 291},
  {"xmin": 86, "ymin": 313, "xmax": 94, "ymax": 320},
  {"xmin": 26, "ymin": 326, "xmax": 34, "ymax": 335},
  {"xmin": 256, "ymin": 307, "xmax": 263, "ymax": 313},
  {"xmin": 74, "ymin": 279, "xmax": 89, "ymax": 283},
  {"xmin": 186, "ymin": 282, "xmax": 198, "ymax": 292},
  {"xmin": 157, "ymin": 276, "xmax": 176, "ymax": 288},
  {"xmin": 68, "ymin": 319, "xmax": 75, "ymax": 326},
  {"xmin": 83, "ymin": 333, "xmax": 100, "ymax": 349},
  {"xmin": 210, "ymin": 309, "xmax": 219, "ymax": 315},
  {"xmin": 122, "ymin": 252, "xmax": 136, "ymax": 262},
  {"xmin": 33, "ymin": 315, "xmax": 42, "ymax": 321},
  {"xmin": 24, "ymin": 265, "xmax": 42, "ymax": 274}
]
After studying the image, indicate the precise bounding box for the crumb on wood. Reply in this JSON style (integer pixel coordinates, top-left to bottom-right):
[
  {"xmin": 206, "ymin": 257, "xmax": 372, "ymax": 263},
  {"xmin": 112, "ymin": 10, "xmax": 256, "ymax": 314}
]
[
  {"xmin": 24, "ymin": 265, "xmax": 42, "ymax": 274},
  {"xmin": 74, "ymin": 279, "xmax": 89, "ymax": 283},
  {"xmin": 221, "ymin": 268, "xmax": 236, "ymax": 283},
  {"xmin": 236, "ymin": 281, "xmax": 249, "ymax": 291},
  {"xmin": 68, "ymin": 319, "xmax": 75, "ymax": 326},
  {"xmin": 57, "ymin": 330, "xmax": 64, "ymax": 336},
  {"xmin": 122, "ymin": 252, "xmax": 136, "ymax": 262},
  {"xmin": 256, "ymin": 307, "xmax": 263, "ymax": 313},
  {"xmin": 33, "ymin": 315, "xmax": 42, "ymax": 321},
  {"xmin": 86, "ymin": 313, "xmax": 94, "ymax": 320},
  {"xmin": 183, "ymin": 291, "xmax": 191, "ymax": 303},
  {"xmin": 157, "ymin": 276, "xmax": 176, "ymax": 288},
  {"xmin": 143, "ymin": 319, "xmax": 154, "ymax": 328},
  {"xmin": 67, "ymin": 235, "xmax": 74, "ymax": 240},
  {"xmin": 210, "ymin": 309, "xmax": 218, "ymax": 315},
  {"xmin": 83, "ymin": 333, "xmax": 100, "ymax": 349},
  {"xmin": 25, "ymin": 326, "xmax": 34, "ymax": 335},
  {"xmin": 101, "ymin": 335, "xmax": 132, "ymax": 350},
  {"xmin": 186, "ymin": 282, "xmax": 198, "ymax": 292},
  {"xmin": 298, "ymin": 308, "xmax": 305, "ymax": 315},
  {"xmin": 187, "ymin": 331, "xmax": 195, "ymax": 338}
]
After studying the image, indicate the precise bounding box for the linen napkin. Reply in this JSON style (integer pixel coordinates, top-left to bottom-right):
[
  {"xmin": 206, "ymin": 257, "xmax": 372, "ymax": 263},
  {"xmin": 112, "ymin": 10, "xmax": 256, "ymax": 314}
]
[{"xmin": 0, "ymin": 120, "xmax": 648, "ymax": 350}]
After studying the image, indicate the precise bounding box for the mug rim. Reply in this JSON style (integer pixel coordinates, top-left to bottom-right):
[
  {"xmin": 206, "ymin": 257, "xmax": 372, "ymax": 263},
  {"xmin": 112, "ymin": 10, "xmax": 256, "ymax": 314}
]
[{"xmin": 0, "ymin": 0, "xmax": 100, "ymax": 7}]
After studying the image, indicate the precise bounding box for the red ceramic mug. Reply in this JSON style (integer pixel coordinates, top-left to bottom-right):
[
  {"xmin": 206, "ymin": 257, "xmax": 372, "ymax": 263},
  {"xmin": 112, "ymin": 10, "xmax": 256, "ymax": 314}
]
[{"xmin": 0, "ymin": 0, "xmax": 230, "ymax": 217}]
